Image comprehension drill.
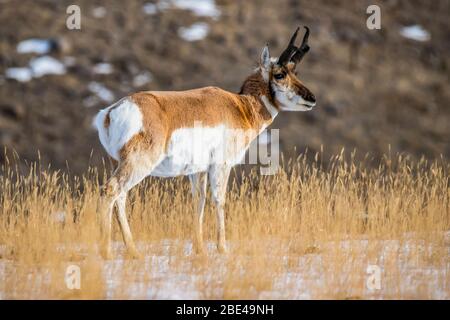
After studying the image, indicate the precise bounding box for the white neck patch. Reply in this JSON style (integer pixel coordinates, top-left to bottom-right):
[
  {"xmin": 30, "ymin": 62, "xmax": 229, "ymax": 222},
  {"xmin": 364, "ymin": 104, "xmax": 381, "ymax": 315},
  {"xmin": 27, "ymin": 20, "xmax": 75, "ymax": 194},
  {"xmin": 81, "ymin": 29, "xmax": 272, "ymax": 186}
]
[{"xmin": 261, "ymin": 95, "xmax": 279, "ymax": 120}]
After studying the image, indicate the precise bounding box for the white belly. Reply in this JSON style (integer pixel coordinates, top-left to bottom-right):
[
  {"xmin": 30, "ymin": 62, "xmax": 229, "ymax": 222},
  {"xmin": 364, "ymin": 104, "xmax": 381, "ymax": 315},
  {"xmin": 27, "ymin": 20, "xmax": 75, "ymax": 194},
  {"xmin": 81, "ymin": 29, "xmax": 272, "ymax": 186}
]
[{"xmin": 150, "ymin": 125, "xmax": 252, "ymax": 177}]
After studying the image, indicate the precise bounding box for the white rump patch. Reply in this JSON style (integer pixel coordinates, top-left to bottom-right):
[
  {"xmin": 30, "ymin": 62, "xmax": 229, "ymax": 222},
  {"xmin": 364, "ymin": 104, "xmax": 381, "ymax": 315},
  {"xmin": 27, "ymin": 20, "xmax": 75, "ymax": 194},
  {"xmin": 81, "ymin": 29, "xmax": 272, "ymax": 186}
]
[{"xmin": 94, "ymin": 98, "xmax": 143, "ymax": 160}]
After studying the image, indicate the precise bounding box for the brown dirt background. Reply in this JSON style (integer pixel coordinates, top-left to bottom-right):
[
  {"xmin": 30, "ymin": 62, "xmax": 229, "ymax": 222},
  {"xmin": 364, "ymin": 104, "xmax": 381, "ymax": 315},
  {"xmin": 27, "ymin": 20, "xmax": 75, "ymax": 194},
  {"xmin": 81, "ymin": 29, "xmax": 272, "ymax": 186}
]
[{"xmin": 0, "ymin": 0, "xmax": 449, "ymax": 174}]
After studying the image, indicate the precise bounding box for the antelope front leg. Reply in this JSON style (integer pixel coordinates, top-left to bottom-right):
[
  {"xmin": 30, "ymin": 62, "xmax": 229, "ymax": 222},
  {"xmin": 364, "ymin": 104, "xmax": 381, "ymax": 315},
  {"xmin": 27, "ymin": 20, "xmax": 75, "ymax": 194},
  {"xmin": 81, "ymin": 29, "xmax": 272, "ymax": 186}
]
[
  {"xmin": 189, "ymin": 173, "xmax": 208, "ymax": 255},
  {"xmin": 216, "ymin": 204, "xmax": 227, "ymax": 253},
  {"xmin": 208, "ymin": 165, "xmax": 231, "ymax": 254}
]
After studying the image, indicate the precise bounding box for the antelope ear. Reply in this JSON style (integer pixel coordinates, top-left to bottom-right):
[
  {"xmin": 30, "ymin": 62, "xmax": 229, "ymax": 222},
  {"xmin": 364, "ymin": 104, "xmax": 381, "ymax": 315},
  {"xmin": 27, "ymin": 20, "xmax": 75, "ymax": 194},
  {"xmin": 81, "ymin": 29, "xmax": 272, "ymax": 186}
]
[{"xmin": 260, "ymin": 45, "xmax": 271, "ymax": 70}]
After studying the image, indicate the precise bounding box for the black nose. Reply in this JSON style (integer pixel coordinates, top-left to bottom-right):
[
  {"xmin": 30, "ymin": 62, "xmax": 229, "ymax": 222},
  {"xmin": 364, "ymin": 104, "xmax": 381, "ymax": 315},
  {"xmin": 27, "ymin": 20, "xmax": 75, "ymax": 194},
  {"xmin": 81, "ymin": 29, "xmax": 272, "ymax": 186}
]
[{"xmin": 306, "ymin": 93, "xmax": 316, "ymax": 104}]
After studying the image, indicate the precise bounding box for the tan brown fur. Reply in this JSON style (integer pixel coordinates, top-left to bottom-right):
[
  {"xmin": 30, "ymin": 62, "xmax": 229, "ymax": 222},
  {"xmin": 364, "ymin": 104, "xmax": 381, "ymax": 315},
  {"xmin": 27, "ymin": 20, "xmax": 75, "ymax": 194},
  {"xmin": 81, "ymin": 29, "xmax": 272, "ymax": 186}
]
[
  {"xmin": 119, "ymin": 131, "xmax": 153, "ymax": 160},
  {"xmin": 128, "ymin": 76, "xmax": 275, "ymax": 155}
]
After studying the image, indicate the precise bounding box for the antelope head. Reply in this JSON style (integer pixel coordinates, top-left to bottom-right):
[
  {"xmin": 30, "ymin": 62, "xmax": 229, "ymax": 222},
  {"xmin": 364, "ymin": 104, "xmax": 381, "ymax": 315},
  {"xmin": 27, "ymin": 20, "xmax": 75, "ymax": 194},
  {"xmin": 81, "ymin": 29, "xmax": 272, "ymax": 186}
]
[{"xmin": 260, "ymin": 27, "xmax": 316, "ymax": 111}]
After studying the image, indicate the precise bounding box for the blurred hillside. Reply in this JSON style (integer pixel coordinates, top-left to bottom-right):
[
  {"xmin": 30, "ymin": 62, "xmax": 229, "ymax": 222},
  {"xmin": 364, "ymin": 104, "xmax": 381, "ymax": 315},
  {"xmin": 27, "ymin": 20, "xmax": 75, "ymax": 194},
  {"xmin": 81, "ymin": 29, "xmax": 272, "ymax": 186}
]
[{"xmin": 0, "ymin": 0, "xmax": 449, "ymax": 174}]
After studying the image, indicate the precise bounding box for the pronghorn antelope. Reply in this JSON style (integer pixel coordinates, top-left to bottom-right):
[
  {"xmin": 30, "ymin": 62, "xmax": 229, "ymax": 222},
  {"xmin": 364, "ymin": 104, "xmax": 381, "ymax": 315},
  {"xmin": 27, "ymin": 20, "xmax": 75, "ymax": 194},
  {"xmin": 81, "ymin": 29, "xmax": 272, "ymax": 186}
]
[{"xmin": 94, "ymin": 27, "xmax": 316, "ymax": 258}]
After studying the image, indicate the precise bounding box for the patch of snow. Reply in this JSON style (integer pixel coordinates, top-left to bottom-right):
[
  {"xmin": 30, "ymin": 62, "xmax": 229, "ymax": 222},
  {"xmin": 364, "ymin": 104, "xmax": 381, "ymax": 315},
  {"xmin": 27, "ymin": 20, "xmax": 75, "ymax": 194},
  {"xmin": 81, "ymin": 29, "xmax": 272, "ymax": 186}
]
[
  {"xmin": 5, "ymin": 68, "xmax": 33, "ymax": 82},
  {"xmin": 17, "ymin": 39, "xmax": 53, "ymax": 55},
  {"xmin": 133, "ymin": 71, "xmax": 153, "ymax": 87},
  {"xmin": 172, "ymin": 0, "xmax": 220, "ymax": 18},
  {"xmin": 143, "ymin": 0, "xmax": 220, "ymax": 19},
  {"xmin": 93, "ymin": 63, "xmax": 114, "ymax": 75},
  {"xmin": 5, "ymin": 56, "xmax": 67, "ymax": 82},
  {"xmin": 29, "ymin": 56, "xmax": 66, "ymax": 77},
  {"xmin": 400, "ymin": 25, "xmax": 430, "ymax": 42},
  {"xmin": 143, "ymin": 1, "xmax": 171, "ymax": 15},
  {"xmin": 92, "ymin": 6, "xmax": 107, "ymax": 18},
  {"xmin": 178, "ymin": 22, "xmax": 209, "ymax": 41},
  {"xmin": 143, "ymin": 3, "xmax": 158, "ymax": 15},
  {"xmin": 88, "ymin": 82, "xmax": 115, "ymax": 103},
  {"xmin": 1, "ymin": 236, "xmax": 447, "ymax": 299}
]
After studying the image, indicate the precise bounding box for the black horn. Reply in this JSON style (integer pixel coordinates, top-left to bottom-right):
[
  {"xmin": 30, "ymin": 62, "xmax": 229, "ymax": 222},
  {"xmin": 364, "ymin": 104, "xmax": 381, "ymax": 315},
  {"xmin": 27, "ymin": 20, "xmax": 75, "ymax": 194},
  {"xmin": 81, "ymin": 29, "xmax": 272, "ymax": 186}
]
[
  {"xmin": 290, "ymin": 26, "xmax": 310, "ymax": 64},
  {"xmin": 277, "ymin": 27, "xmax": 300, "ymax": 66}
]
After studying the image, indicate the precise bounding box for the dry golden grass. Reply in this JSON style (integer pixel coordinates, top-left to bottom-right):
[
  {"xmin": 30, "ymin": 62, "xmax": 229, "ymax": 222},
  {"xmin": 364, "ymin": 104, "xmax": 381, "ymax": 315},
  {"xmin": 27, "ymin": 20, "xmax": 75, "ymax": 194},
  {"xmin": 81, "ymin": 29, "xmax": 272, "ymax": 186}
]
[{"xmin": 0, "ymin": 151, "xmax": 449, "ymax": 299}]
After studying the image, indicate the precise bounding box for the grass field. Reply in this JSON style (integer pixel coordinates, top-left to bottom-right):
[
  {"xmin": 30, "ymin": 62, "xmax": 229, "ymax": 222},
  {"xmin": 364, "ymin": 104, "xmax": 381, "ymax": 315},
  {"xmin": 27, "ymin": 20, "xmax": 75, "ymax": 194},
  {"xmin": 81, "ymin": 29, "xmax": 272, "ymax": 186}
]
[{"xmin": 0, "ymin": 151, "xmax": 449, "ymax": 299}]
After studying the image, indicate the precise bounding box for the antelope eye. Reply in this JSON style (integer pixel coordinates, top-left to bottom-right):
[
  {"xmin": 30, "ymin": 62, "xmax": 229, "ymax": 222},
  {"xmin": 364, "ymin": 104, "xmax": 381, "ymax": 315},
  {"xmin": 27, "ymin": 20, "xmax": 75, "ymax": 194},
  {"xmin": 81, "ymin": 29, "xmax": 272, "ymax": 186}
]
[{"xmin": 274, "ymin": 73, "xmax": 285, "ymax": 80}]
